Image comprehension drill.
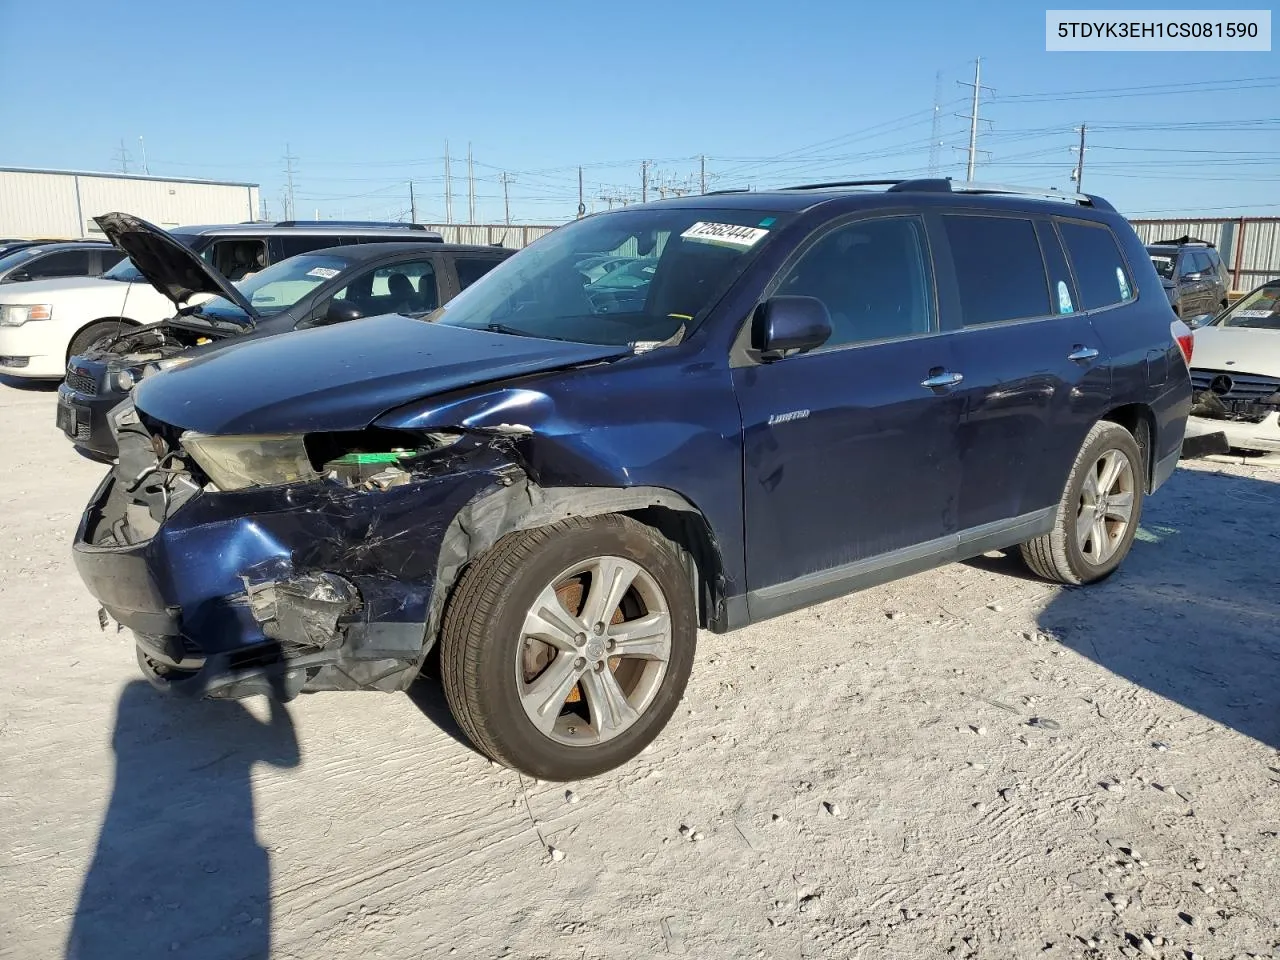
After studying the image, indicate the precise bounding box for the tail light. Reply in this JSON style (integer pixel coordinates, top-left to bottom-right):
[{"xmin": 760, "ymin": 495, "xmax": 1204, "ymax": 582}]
[{"xmin": 1171, "ymin": 318, "xmax": 1193, "ymax": 366}]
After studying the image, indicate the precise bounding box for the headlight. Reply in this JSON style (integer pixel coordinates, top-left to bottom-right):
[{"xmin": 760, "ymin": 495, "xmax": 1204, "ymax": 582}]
[
  {"xmin": 0, "ymin": 304, "xmax": 53, "ymax": 326},
  {"xmin": 181, "ymin": 432, "xmax": 320, "ymax": 491},
  {"xmin": 157, "ymin": 356, "xmax": 193, "ymax": 371},
  {"xmin": 114, "ymin": 368, "xmax": 136, "ymax": 392}
]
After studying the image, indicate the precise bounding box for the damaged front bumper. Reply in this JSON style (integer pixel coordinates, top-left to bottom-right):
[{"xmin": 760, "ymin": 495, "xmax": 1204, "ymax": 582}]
[{"xmin": 73, "ymin": 451, "xmax": 517, "ymax": 700}]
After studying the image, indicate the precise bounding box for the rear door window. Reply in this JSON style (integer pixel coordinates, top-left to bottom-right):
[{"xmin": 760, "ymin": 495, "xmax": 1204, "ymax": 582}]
[
  {"xmin": 942, "ymin": 215, "xmax": 1050, "ymax": 325},
  {"xmin": 455, "ymin": 257, "xmax": 506, "ymax": 290},
  {"xmin": 1056, "ymin": 220, "xmax": 1135, "ymax": 311}
]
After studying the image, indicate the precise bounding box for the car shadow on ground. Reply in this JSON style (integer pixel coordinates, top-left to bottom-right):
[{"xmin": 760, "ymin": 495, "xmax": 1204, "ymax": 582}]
[
  {"xmin": 0, "ymin": 373, "xmax": 59, "ymax": 391},
  {"xmin": 971, "ymin": 466, "xmax": 1280, "ymax": 751},
  {"xmin": 404, "ymin": 671, "xmax": 481, "ymax": 755},
  {"xmin": 65, "ymin": 679, "xmax": 300, "ymax": 960}
]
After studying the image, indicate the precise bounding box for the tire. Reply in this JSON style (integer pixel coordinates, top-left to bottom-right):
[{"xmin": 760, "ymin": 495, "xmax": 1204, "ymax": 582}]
[
  {"xmin": 67, "ymin": 320, "xmax": 127, "ymax": 362},
  {"xmin": 1019, "ymin": 421, "xmax": 1145, "ymax": 586},
  {"xmin": 439, "ymin": 514, "xmax": 696, "ymax": 780}
]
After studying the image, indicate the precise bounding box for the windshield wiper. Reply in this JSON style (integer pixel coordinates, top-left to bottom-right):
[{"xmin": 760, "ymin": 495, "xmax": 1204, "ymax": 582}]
[{"xmin": 486, "ymin": 322, "xmax": 567, "ymax": 341}]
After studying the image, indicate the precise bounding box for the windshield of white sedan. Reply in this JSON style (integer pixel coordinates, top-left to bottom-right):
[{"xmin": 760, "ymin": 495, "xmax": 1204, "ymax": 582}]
[
  {"xmin": 433, "ymin": 208, "xmax": 789, "ymax": 346},
  {"xmin": 1219, "ymin": 281, "xmax": 1280, "ymax": 329},
  {"xmin": 196, "ymin": 254, "xmax": 352, "ymax": 318}
]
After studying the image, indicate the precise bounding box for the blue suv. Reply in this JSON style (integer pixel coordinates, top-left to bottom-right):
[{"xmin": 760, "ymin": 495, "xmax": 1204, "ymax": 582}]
[{"xmin": 72, "ymin": 179, "xmax": 1193, "ymax": 780}]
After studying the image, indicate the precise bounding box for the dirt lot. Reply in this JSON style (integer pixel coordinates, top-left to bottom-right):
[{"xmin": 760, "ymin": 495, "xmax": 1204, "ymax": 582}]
[{"xmin": 1, "ymin": 379, "xmax": 1277, "ymax": 960}]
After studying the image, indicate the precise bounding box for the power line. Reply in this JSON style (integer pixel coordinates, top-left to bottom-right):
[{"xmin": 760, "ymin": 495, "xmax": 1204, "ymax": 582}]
[{"xmin": 283, "ymin": 144, "xmax": 298, "ymax": 220}]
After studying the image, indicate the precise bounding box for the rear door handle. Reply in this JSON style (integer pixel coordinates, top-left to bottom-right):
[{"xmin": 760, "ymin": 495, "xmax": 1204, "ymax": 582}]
[
  {"xmin": 1068, "ymin": 346, "xmax": 1100, "ymax": 363},
  {"xmin": 920, "ymin": 370, "xmax": 964, "ymax": 389}
]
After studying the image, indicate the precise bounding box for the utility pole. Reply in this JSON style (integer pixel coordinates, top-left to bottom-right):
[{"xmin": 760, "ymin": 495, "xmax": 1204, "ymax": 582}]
[
  {"xmin": 641, "ymin": 160, "xmax": 650, "ymax": 203},
  {"xmin": 409, "ymin": 180, "xmax": 417, "ymax": 223},
  {"xmin": 700, "ymin": 155, "xmax": 707, "ymax": 194},
  {"xmin": 138, "ymin": 136, "xmax": 149, "ymax": 175},
  {"xmin": 283, "ymin": 144, "xmax": 297, "ymax": 220},
  {"xmin": 956, "ymin": 57, "xmax": 994, "ymax": 181},
  {"xmin": 444, "ymin": 140, "xmax": 453, "ymax": 224},
  {"xmin": 113, "ymin": 139, "xmax": 130, "ymax": 174},
  {"xmin": 577, "ymin": 166, "xmax": 585, "ymax": 219},
  {"xmin": 499, "ymin": 172, "xmax": 513, "ymax": 225},
  {"xmin": 1071, "ymin": 123, "xmax": 1088, "ymax": 193},
  {"xmin": 467, "ymin": 143, "xmax": 475, "ymax": 224},
  {"xmin": 929, "ymin": 71, "xmax": 943, "ymax": 176}
]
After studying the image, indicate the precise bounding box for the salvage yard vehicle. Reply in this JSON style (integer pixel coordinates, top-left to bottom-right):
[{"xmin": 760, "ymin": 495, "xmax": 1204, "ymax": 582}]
[
  {"xmin": 59, "ymin": 214, "xmax": 512, "ymax": 459},
  {"xmin": 72, "ymin": 179, "xmax": 1192, "ymax": 780},
  {"xmin": 1146, "ymin": 236, "xmax": 1229, "ymax": 320},
  {"xmin": 1185, "ymin": 278, "xmax": 1280, "ymax": 453},
  {"xmin": 0, "ymin": 240, "xmax": 123, "ymax": 284},
  {"xmin": 0, "ymin": 219, "xmax": 445, "ymax": 379}
]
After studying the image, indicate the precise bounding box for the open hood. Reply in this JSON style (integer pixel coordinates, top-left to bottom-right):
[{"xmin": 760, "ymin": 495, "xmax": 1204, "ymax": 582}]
[
  {"xmin": 133, "ymin": 313, "xmax": 632, "ymax": 435},
  {"xmin": 1192, "ymin": 325, "xmax": 1280, "ymax": 377},
  {"xmin": 93, "ymin": 212, "xmax": 259, "ymax": 323}
]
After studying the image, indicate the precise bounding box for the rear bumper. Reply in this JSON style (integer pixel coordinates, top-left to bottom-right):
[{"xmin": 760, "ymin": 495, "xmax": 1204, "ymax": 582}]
[{"xmin": 73, "ymin": 462, "xmax": 506, "ymax": 699}]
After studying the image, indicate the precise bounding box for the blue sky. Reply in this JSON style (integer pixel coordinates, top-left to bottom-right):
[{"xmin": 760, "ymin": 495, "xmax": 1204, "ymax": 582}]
[{"xmin": 0, "ymin": 0, "xmax": 1275, "ymax": 224}]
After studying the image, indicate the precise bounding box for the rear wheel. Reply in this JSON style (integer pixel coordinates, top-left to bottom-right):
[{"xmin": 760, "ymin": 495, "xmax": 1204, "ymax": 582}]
[
  {"xmin": 1020, "ymin": 421, "xmax": 1145, "ymax": 585},
  {"xmin": 439, "ymin": 514, "xmax": 696, "ymax": 780},
  {"xmin": 67, "ymin": 320, "xmax": 126, "ymax": 362}
]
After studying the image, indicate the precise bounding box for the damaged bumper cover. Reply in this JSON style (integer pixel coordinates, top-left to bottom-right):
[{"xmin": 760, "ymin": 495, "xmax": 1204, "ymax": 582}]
[{"xmin": 73, "ymin": 449, "xmax": 519, "ymax": 699}]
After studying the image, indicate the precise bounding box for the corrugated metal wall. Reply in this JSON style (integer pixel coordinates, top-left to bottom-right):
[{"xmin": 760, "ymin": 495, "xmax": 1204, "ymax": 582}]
[
  {"xmin": 1130, "ymin": 217, "xmax": 1280, "ymax": 291},
  {"xmin": 0, "ymin": 169, "xmax": 259, "ymax": 239},
  {"xmin": 418, "ymin": 223, "xmax": 556, "ymax": 249}
]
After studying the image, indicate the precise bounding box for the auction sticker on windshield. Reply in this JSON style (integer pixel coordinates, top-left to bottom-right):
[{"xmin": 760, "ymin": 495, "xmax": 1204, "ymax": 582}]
[
  {"xmin": 307, "ymin": 267, "xmax": 341, "ymax": 279},
  {"xmin": 681, "ymin": 222, "xmax": 769, "ymax": 249}
]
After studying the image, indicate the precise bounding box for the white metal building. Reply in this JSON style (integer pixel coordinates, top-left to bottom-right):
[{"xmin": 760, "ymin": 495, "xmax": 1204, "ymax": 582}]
[{"xmin": 0, "ymin": 167, "xmax": 260, "ymax": 239}]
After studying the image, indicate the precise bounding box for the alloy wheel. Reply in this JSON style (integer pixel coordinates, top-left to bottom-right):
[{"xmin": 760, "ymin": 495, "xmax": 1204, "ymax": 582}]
[{"xmin": 1075, "ymin": 449, "xmax": 1135, "ymax": 565}]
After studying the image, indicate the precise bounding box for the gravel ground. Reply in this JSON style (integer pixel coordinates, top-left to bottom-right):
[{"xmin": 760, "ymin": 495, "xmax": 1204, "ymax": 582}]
[{"xmin": 1, "ymin": 380, "xmax": 1278, "ymax": 960}]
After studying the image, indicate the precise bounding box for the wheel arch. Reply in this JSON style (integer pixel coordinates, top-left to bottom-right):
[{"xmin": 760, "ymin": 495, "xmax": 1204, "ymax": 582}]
[
  {"xmin": 421, "ymin": 477, "xmax": 729, "ymax": 676},
  {"xmin": 65, "ymin": 316, "xmax": 139, "ymax": 362},
  {"xmin": 1101, "ymin": 402, "xmax": 1156, "ymax": 492}
]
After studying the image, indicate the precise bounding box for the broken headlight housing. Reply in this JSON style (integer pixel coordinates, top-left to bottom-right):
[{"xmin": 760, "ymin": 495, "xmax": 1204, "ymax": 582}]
[{"xmin": 181, "ymin": 432, "xmax": 320, "ymax": 491}]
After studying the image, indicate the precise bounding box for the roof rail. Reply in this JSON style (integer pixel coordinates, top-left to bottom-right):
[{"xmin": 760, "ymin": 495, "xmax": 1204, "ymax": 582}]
[
  {"xmin": 783, "ymin": 179, "xmax": 905, "ymax": 191},
  {"xmin": 271, "ymin": 219, "xmax": 435, "ymax": 230},
  {"xmin": 1152, "ymin": 234, "xmax": 1214, "ymax": 248},
  {"xmin": 780, "ymin": 177, "xmax": 1115, "ymax": 211},
  {"xmin": 704, "ymin": 187, "xmax": 751, "ymax": 196}
]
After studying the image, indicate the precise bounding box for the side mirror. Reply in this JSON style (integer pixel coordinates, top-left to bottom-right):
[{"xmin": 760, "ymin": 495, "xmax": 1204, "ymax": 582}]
[
  {"xmin": 8, "ymin": 271, "xmax": 30, "ymax": 282},
  {"xmin": 1186, "ymin": 313, "xmax": 1215, "ymax": 329},
  {"xmin": 751, "ymin": 296, "xmax": 832, "ymax": 361},
  {"xmin": 318, "ymin": 300, "xmax": 364, "ymax": 326},
  {"xmin": 1181, "ymin": 271, "xmax": 1202, "ymax": 282}
]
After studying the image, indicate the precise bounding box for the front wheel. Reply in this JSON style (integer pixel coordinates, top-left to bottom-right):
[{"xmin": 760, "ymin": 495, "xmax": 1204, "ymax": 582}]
[
  {"xmin": 1020, "ymin": 421, "xmax": 1145, "ymax": 585},
  {"xmin": 439, "ymin": 514, "xmax": 696, "ymax": 780}
]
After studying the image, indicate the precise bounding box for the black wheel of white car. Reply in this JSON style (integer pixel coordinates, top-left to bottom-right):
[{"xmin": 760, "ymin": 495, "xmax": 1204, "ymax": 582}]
[
  {"xmin": 67, "ymin": 321, "xmax": 125, "ymax": 362},
  {"xmin": 439, "ymin": 514, "xmax": 696, "ymax": 780},
  {"xmin": 1020, "ymin": 421, "xmax": 1145, "ymax": 586}
]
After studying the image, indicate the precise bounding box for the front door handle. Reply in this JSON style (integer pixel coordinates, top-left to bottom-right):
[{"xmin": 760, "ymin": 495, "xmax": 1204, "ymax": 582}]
[
  {"xmin": 920, "ymin": 370, "xmax": 964, "ymax": 389},
  {"xmin": 1068, "ymin": 345, "xmax": 1100, "ymax": 363}
]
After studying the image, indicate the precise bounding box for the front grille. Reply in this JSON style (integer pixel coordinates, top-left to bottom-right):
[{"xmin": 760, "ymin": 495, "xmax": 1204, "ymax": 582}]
[
  {"xmin": 0, "ymin": 355, "xmax": 29, "ymax": 367},
  {"xmin": 65, "ymin": 368, "xmax": 99, "ymax": 396},
  {"xmin": 71, "ymin": 420, "xmax": 91, "ymax": 442},
  {"xmin": 1190, "ymin": 368, "xmax": 1280, "ymax": 402}
]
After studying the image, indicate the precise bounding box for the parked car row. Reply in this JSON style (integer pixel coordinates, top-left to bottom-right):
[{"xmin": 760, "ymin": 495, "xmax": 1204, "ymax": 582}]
[{"xmin": 55, "ymin": 179, "xmax": 1196, "ymax": 781}]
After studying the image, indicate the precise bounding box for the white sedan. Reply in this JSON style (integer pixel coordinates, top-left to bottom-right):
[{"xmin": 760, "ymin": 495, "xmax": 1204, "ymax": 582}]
[
  {"xmin": 1187, "ymin": 279, "xmax": 1280, "ymax": 453},
  {"xmin": 0, "ymin": 258, "xmax": 181, "ymax": 379}
]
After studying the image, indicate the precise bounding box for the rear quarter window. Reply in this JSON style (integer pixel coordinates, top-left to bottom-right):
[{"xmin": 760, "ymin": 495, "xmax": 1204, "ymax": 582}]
[
  {"xmin": 1056, "ymin": 220, "xmax": 1135, "ymax": 311},
  {"xmin": 943, "ymin": 215, "xmax": 1051, "ymax": 325},
  {"xmin": 455, "ymin": 257, "xmax": 506, "ymax": 290}
]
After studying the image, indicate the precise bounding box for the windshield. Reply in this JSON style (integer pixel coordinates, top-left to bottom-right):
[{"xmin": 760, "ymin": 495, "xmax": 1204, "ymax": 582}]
[
  {"xmin": 0, "ymin": 247, "xmax": 44, "ymax": 271},
  {"xmin": 196, "ymin": 253, "xmax": 352, "ymax": 318},
  {"xmin": 433, "ymin": 207, "xmax": 789, "ymax": 346},
  {"xmin": 1217, "ymin": 281, "xmax": 1280, "ymax": 330},
  {"xmin": 1148, "ymin": 252, "xmax": 1176, "ymax": 280}
]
